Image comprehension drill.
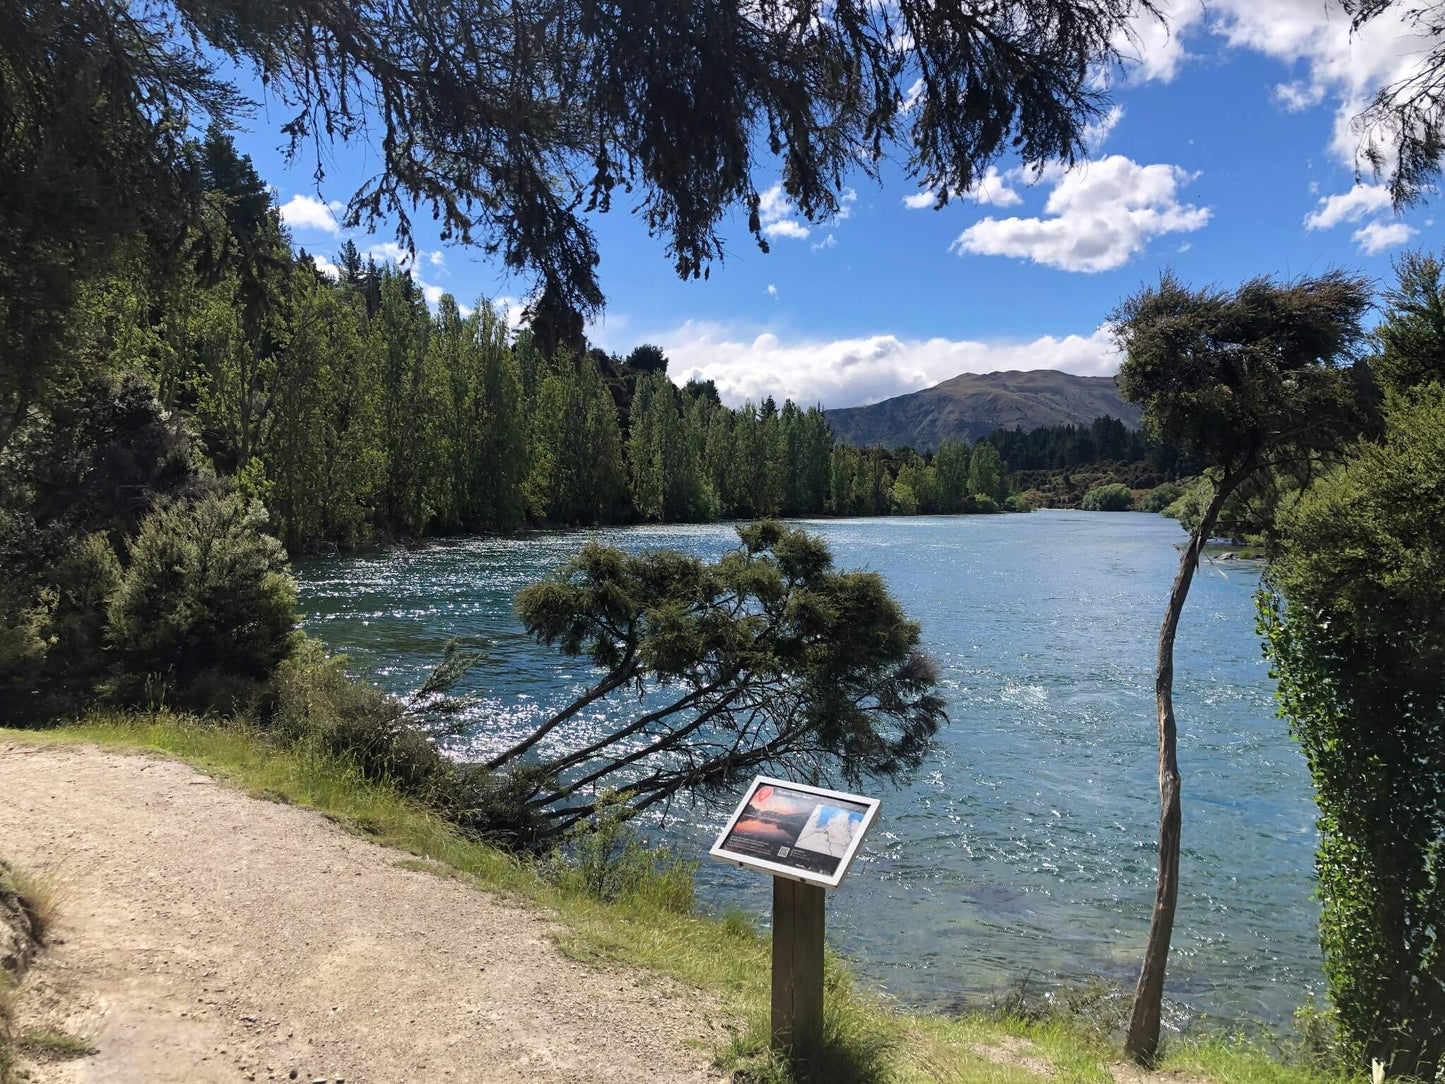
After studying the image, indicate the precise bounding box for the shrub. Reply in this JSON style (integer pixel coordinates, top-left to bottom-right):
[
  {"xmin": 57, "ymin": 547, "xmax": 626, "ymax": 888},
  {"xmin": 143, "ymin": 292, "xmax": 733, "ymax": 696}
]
[
  {"xmin": 42, "ymin": 534, "xmax": 122, "ymax": 695},
  {"xmin": 267, "ymin": 638, "xmax": 553, "ymax": 849},
  {"xmin": 1004, "ymin": 493, "xmax": 1035, "ymax": 513},
  {"xmin": 543, "ymin": 791, "xmax": 696, "ymax": 914},
  {"xmin": 1080, "ymin": 482, "xmax": 1132, "ymax": 511},
  {"xmin": 1260, "ymin": 387, "xmax": 1445, "ymax": 1078},
  {"xmin": 107, "ymin": 493, "xmax": 298, "ymax": 706},
  {"xmin": 970, "ymin": 492, "xmax": 999, "ymax": 514},
  {"xmin": 1136, "ymin": 481, "xmax": 1184, "ymax": 512}
]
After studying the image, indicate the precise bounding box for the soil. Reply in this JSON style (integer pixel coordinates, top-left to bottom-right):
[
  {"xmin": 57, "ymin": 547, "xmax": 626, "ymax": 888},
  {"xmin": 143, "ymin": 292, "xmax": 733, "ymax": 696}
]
[{"xmin": 0, "ymin": 741, "xmax": 727, "ymax": 1083}]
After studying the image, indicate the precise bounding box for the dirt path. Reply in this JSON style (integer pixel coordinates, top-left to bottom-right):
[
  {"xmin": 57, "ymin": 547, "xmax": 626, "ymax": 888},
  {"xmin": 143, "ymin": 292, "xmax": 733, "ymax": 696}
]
[{"xmin": 0, "ymin": 742, "xmax": 727, "ymax": 1084}]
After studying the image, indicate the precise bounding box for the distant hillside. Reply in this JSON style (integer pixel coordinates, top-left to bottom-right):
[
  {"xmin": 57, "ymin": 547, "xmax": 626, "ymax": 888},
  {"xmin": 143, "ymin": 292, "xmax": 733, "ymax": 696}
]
[{"xmin": 823, "ymin": 370, "xmax": 1141, "ymax": 451}]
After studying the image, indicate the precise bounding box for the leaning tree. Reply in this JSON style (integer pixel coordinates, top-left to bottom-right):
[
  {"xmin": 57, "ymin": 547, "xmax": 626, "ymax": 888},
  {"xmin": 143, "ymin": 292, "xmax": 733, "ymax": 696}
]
[
  {"xmin": 473, "ymin": 521, "xmax": 945, "ymax": 847},
  {"xmin": 1112, "ymin": 271, "xmax": 1373, "ymax": 1063},
  {"xmin": 2, "ymin": 0, "xmax": 1158, "ymax": 452}
]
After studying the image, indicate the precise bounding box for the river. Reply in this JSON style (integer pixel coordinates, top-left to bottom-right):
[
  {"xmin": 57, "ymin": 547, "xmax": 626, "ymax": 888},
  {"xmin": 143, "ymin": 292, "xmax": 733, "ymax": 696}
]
[{"xmin": 292, "ymin": 510, "xmax": 1321, "ymax": 1028}]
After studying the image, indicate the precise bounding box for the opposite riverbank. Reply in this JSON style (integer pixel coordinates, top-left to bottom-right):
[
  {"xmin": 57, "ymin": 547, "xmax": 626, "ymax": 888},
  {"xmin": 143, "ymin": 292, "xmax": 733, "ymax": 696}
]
[{"xmin": 0, "ymin": 715, "xmax": 1356, "ymax": 1084}]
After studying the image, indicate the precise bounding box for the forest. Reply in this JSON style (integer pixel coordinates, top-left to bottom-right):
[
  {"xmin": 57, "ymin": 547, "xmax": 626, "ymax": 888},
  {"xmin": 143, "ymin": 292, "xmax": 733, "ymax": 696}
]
[{"xmin": 37, "ymin": 131, "xmax": 1174, "ymax": 555}]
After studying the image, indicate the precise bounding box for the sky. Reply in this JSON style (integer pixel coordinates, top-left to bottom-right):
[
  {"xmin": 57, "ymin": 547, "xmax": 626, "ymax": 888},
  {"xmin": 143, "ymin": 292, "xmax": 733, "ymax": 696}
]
[{"xmin": 231, "ymin": 0, "xmax": 1440, "ymax": 411}]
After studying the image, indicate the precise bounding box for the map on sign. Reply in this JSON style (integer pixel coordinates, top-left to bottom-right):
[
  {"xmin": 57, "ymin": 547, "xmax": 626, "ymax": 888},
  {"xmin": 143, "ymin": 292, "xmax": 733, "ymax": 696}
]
[{"xmin": 709, "ymin": 776, "xmax": 880, "ymax": 888}]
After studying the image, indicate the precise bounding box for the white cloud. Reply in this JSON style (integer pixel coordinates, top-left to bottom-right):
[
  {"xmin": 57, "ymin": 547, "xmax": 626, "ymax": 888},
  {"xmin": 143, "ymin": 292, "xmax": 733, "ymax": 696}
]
[
  {"xmin": 766, "ymin": 284, "xmax": 779, "ymax": 298},
  {"xmin": 903, "ymin": 166, "xmax": 1022, "ymax": 212},
  {"xmin": 765, "ymin": 219, "xmax": 811, "ymax": 240},
  {"xmin": 1273, "ymin": 80, "xmax": 1325, "ymax": 113},
  {"xmin": 966, "ymin": 166, "xmax": 1024, "ymax": 208},
  {"xmin": 1303, "ymin": 183, "xmax": 1393, "ymax": 229},
  {"xmin": 902, "ymin": 77, "xmax": 926, "ymax": 113},
  {"xmin": 311, "ymin": 254, "xmax": 341, "ymax": 280},
  {"xmin": 1306, "ymin": 182, "xmax": 1395, "ymax": 230},
  {"xmin": 279, "ymin": 194, "xmax": 343, "ymax": 233},
  {"xmin": 1353, "ymin": 219, "xmax": 1418, "ymax": 255},
  {"xmin": 1083, "ymin": 106, "xmax": 1125, "ymax": 152},
  {"xmin": 758, "ymin": 183, "xmax": 857, "ymax": 239},
  {"xmin": 758, "ymin": 184, "xmax": 811, "ymax": 240},
  {"xmin": 1125, "ymin": 0, "xmax": 1432, "ymax": 175},
  {"xmin": 654, "ymin": 321, "xmax": 1120, "ymax": 409},
  {"xmin": 811, "ymin": 233, "xmax": 837, "ymax": 251},
  {"xmin": 954, "ymin": 154, "xmax": 1210, "ymax": 273},
  {"xmin": 1116, "ymin": 0, "xmax": 1206, "ymax": 84}
]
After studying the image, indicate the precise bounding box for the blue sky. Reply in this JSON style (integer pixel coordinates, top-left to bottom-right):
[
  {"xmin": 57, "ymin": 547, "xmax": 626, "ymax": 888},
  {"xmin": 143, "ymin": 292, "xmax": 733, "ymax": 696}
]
[{"xmin": 232, "ymin": 0, "xmax": 1439, "ymax": 410}]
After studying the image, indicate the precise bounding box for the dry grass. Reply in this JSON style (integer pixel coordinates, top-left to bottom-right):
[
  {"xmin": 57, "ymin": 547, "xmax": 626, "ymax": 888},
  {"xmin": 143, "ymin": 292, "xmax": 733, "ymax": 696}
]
[
  {"xmin": 1, "ymin": 857, "xmax": 67, "ymax": 1084},
  {"xmin": 5, "ymin": 865, "xmax": 65, "ymax": 947}
]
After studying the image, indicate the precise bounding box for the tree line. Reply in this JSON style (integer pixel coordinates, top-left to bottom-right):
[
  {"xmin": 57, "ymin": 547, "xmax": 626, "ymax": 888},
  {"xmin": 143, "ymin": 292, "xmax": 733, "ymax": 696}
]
[{"xmin": 73, "ymin": 131, "xmax": 1157, "ymax": 551}]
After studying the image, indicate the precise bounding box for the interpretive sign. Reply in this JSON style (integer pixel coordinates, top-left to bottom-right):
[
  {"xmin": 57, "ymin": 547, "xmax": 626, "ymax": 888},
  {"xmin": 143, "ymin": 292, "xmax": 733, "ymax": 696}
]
[{"xmin": 709, "ymin": 776, "xmax": 880, "ymax": 889}]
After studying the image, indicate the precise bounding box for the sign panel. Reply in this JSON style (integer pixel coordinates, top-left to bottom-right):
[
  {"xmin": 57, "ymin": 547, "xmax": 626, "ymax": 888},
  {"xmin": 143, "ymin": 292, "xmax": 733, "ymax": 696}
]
[{"xmin": 709, "ymin": 775, "xmax": 880, "ymax": 888}]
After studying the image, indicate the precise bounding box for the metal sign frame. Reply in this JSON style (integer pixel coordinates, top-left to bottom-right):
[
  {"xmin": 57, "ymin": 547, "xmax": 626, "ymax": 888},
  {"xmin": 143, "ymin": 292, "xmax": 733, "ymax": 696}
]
[{"xmin": 709, "ymin": 775, "xmax": 881, "ymax": 889}]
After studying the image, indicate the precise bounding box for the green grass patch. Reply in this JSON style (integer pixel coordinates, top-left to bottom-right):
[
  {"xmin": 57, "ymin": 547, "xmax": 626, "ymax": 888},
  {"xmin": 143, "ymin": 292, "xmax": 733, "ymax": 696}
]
[
  {"xmin": 17, "ymin": 1027, "xmax": 96, "ymax": 1060},
  {"xmin": 1, "ymin": 714, "xmax": 1365, "ymax": 1084}
]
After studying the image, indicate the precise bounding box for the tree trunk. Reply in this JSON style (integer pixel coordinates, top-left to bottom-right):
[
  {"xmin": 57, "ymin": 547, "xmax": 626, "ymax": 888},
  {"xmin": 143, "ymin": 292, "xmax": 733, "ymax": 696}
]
[{"xmin": 1124, "ymin": 472, "xmax": 1239, "ymax": 1065}]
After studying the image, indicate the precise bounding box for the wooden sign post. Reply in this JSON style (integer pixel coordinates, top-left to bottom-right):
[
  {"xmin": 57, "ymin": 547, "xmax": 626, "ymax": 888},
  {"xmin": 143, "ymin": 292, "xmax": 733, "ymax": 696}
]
[
  {"xmin": 709, "ymin": 776, "xmax": 881, "ymax": 1070},
  {"xmin": 771, "ymin": 876, "xmax": 826, "ymax": 1058}
]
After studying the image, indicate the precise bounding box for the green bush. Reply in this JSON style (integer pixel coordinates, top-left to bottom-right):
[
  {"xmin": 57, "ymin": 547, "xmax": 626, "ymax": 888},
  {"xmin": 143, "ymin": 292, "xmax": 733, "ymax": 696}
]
[
  {"xmin": 1260, "ymin": 387, "xmax": 1445, "ymax": 1078},
  {"xmin": 266, "ymin": 637, "xmax": 554, "ymax": 849},
  {"xmin": 1004, "ymin": 493, "xmax": 1035, "ymax": 513},
  {"xmin": 107, "ymin": 494, "xmax": 298, "ymax": 706},
  {"xmin": 1080, "ymin": 482, "xmax": 1132, "ymax": 511},
  {"xmin": 970, "ymin": 492, "xmax": 999, "ymax": 514},
  {"xmin": 268, "ymin": 639, "xmax": 442, "ymax": 787},
  {"xmin": 543, "ymin": 791, "xmax": 696, "ymax": 914},
  {"xmin": 1137, "ymin": 481, "xmax": 1184, "ymax": 512}
]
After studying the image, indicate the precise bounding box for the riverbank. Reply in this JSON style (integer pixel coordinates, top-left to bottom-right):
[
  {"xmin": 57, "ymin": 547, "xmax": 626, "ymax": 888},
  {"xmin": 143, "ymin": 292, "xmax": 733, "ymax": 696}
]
[{"xmin": 1, "ymin": 716, "xmax": 1354, "ymax": 1084}]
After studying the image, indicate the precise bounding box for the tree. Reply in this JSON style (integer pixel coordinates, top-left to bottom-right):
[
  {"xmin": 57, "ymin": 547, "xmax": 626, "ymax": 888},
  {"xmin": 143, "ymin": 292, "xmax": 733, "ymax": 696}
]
[
  {"xmin": 0, "ymin": 0, "xmax": 234, "ymax": 454},
  {"xmin": 934, "ymin": 438, "xmax": 971, "ymax": 513},
  {"xmin": 8, "ymin": 0, "xmax": 1154, "ymax": 369},
  {"xmin": 1375, "ymin": 249, "xmax": 1445, "ymax": 393},
  {"xmin": 1113, "ymin": 271, "xmax": 1373, "ymax": 1064},
  {"xmin": 480, "ymin": 522, "xmax": 946, "ymax": 846},
  {"xmin": 1342, "ymin": 1, "xmax": 1445, "ymax": 208},
  {"xmin": 1261, "ymin": 387, "xmax": 1445, "ymax": 1079},
  {"xmin": 968, "ymin": 441, "xmax": 1005, "ymax": 503},
  {"xmin": 626, "ymin": 344, "xmax": 669, "ymax": 374},
  {"xmin": 1257, "ymin": 253, "xmax": 1445, "ymax": 1078},
  {"xmin": 1080, "ymin": 482, "xmax": 1132, "ymax": 510},
  {"xmin": 107, "ymin": 493, "xmax": 299, "ymax": 706},
  {"xmin": 627, "ymin": 374, "xmax": 667, "ymax": 519}
]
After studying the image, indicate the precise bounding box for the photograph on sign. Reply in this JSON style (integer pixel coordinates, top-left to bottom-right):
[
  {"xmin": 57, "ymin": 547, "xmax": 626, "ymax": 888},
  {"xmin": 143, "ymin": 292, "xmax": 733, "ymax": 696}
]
[{"xmin": 710, "ymin": 776, "xmax": 880, "ymax": 887}]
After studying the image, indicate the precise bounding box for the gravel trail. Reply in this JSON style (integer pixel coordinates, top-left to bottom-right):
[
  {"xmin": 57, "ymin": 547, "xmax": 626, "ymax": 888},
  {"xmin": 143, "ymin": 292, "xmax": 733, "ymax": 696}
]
[{"xmin": 0, "ymin": 741, "xmax": 726, "ymax": 1083}]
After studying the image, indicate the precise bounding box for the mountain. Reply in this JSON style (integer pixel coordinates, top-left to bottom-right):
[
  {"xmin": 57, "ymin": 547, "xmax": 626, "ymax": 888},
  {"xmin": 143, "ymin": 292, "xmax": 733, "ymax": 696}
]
[{"xmin": 823, "ymin": 370, "xmax": 1141, "ymax": 451}]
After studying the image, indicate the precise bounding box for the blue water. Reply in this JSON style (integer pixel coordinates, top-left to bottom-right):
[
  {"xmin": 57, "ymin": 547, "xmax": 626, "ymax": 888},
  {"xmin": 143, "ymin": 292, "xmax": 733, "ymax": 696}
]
[{"xmin": 293, "ymin": 511, "xmax": 1322, "ymax": 1025}]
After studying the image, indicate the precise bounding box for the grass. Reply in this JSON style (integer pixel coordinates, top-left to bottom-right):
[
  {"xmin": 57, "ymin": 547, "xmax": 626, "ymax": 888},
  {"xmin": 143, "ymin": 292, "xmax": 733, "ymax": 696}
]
[
  {"xmin": 17, "ymin": 1028, "xmax": 96, "ymax": 1060},
  {"xmin": 1, "ymin": 857, "xmax": 75, "ymax": 1084},
  {"xmin": 0, "ymin": 974, "xmax": 15, "ymax": 1084},
  {"xmin": 1, "ymin": 712, "xmax": 1365, "ymax": 1084}
]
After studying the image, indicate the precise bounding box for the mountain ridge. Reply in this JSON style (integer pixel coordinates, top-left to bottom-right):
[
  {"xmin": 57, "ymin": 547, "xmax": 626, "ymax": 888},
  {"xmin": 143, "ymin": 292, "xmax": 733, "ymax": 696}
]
[{"xmin": 823, "ymin": 369, "xmax": 1141, "ymax": 451}]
